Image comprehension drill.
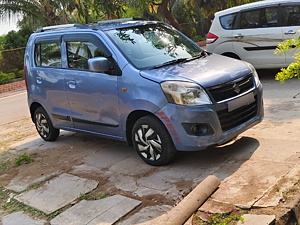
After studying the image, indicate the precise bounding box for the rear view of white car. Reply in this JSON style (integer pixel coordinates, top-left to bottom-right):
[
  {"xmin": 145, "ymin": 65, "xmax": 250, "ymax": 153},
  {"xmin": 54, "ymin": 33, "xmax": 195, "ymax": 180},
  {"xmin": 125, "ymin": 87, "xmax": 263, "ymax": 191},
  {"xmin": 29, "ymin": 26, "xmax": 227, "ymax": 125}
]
[{"xmin": 206, "ymin": 0, "xmax": 300, "ymax": 69}]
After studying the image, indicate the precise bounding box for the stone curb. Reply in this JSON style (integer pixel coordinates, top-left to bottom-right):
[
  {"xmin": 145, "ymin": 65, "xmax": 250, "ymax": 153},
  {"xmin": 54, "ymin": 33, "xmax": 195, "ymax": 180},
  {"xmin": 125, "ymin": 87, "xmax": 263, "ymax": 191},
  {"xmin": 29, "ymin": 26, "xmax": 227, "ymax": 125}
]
[{"xmin": 137, "ymin": 175, "xmax": 221, "ymax": 225}]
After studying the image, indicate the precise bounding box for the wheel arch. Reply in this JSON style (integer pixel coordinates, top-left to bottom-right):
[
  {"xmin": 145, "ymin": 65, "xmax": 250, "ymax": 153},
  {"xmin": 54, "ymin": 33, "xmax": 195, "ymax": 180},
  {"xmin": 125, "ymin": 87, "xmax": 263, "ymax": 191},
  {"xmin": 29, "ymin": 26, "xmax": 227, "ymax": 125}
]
[
  {"xmin": 30, "ymin": 102, "xmax": 43, "ymax": 122},
  {"xmin": 126, "ymin": 110, "xmax": 159, "ymax": 146},
  {"xmin": 221, "ymin": 52, "xmax": 241, "ymax": 60}
]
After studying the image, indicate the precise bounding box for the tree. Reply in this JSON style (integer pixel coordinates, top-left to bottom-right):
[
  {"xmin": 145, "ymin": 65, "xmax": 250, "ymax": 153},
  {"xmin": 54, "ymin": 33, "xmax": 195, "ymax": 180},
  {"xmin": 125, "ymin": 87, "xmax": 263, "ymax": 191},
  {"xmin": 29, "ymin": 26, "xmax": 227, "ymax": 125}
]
[
  {"xmin": 275, "ymin": 36, "xmax": 300, "ymax": 83},
  {"xmin": 2, "ymin": 25, "xmax": 33, "ymax": 49},
  {"xmin": 185, "ymin": 0, "xmax": 260, "ymax": 19},
  {"xmin": 0, "ymin": 0, "xmax": 125, "ymax": 27}
]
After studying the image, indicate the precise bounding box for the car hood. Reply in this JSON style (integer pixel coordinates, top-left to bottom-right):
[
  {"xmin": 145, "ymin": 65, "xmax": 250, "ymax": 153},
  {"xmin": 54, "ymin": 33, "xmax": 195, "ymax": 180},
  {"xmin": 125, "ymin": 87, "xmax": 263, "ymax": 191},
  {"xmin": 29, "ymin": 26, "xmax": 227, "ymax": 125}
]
[{"xmin": 139, "ymin": 54, "xmax": 252, "ymax": 88}]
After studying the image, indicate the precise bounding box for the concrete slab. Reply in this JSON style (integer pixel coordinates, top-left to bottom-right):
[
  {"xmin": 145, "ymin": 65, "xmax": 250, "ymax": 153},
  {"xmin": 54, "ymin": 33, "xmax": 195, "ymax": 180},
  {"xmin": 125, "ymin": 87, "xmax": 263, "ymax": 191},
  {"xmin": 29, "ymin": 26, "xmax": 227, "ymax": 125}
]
[
  {"xmin": 1, "ymin": 211, "xmax": 47, "ymax": 225},
  {"xmin": 12, "ymin": 131, "xmax": 76, "ymax": 151},
  {"xmin": 50, "ymin": 195, "xmax": 141, "ymax": 225},
  {"xmin": 109, "ymin": 157, "xmax": 153, "ymax": 176},
  {"xmin": 14, "ymin": 173, "xmax": 98, "ymax": 214},
  {"xmin": 6, "ymin": 172, "xmax": 59, "ymax": 192},
  {"xmin": 210, "ymin": 160, "xmax": 293, "ymax": 209},
  {"xmin": 199, "ymin": 199, "xmax": 236, "ymax": 214},
  {"xmin": 254, "ymin": 165, "xmax": 300, "ymax": 208},
  {"xmin": 117, "ymin": 205, "xmax": 173, "ymax": 225},
  {"xmin": 237, "ymin": 214, "xmax": 275, "ymax": 225},
  {"xmin": 84, "ymin": 143, "xmax": 133, "ymax": 169}
]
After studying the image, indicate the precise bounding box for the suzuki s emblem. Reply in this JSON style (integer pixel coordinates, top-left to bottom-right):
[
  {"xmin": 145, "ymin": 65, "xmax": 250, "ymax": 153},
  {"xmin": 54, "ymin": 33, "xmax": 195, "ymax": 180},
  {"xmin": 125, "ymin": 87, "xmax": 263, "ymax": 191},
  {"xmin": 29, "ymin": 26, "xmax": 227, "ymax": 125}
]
[{"xmin": 233, "ymin": 83, "xmax": 241, "ymax": 94}]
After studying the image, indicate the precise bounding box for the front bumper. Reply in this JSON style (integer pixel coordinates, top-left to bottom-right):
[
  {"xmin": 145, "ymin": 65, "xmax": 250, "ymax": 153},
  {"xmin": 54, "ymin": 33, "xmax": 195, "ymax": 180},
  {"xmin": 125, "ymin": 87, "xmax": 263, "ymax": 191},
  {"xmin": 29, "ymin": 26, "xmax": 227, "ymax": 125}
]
[{"xmin": 155, "ymin": 91, "xmax": 264, "ymax": 151}]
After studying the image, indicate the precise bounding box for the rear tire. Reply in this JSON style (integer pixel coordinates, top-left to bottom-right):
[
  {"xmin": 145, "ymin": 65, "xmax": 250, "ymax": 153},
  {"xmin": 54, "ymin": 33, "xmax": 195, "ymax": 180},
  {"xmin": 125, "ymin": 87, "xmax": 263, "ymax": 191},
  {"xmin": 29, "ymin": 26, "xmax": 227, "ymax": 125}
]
[
  {"xmin": 132, "ymin": 115, "xmax": 176, "ymax": 166},
  {"xmin": 34, "ymin": 107, "xmax": 59, "ymax": 141}
]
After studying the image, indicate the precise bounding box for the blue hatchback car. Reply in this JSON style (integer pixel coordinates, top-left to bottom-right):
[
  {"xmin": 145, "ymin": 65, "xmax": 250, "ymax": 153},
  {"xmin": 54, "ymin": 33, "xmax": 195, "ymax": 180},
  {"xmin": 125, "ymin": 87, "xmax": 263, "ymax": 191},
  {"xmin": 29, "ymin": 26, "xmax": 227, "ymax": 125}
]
[{"xmin": 24, "ymin": 18, "xmax": 263, "ymax": 166}]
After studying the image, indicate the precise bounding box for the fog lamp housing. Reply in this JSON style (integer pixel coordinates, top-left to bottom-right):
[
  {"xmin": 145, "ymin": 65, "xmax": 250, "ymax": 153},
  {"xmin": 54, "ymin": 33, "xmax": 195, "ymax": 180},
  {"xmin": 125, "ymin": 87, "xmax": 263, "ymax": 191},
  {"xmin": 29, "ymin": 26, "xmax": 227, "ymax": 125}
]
[{"xmin": 182, "ymin": 123, "xmax": 214, "ymax": 136}]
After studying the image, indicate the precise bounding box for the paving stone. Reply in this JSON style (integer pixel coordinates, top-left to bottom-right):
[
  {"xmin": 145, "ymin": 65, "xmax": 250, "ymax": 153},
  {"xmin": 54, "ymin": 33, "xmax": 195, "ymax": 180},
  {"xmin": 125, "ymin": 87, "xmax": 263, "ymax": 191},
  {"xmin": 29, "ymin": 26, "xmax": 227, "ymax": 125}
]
[
  {"xmin": 6, "ymin": 172, "xmax": 60, "ymax": 192},
  {"xmin": 117, "ymin": 205, "xmax": 173, "ymax": 225},
  {"xmin": 254, "ymin": 165, "xmax": 300, "ymax": 208},
  {"xmin": 1, "ymin": 211, "xmax": 47, "ymax": 225},
  {"xmin": 84, "ymin": 144, "xmax": 133, "ymax": 169},
  {"xmin": 199, "ymin": 198, "xmax": 236, "ymax": 214},
  {"xmin": 210, "ymin": 160, "xmax": 292, "ymax": 209},
  {"xmin": 237, "ymin": 214, "xmax": 275, "ymax": 225},
  {"xmin": 50, "ymin": 195, "xmax": 141, "ymax": 225},
  {"xmin": 14, "ymin": 173, "xmax": 98, "ymax": 214}
]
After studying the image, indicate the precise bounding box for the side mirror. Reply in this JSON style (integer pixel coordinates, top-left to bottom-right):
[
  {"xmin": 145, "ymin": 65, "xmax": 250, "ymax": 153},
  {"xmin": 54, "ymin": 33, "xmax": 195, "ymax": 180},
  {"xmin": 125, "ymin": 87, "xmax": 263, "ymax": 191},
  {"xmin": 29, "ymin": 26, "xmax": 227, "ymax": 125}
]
[{"xmin": 88, "ymin": 57, "xmax": 110, "ymax": 73}]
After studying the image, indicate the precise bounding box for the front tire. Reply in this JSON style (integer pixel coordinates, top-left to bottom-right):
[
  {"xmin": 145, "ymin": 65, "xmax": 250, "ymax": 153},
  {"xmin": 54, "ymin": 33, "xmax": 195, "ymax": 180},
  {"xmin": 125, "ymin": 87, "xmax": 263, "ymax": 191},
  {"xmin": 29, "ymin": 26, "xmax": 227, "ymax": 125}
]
[
  {"xmin": 132, "ymin": 115, "xmax": 176, "ymax": 166},
  {"xmin": 34, "ymin": 107, "xmax": 59, "ymax": 141}
]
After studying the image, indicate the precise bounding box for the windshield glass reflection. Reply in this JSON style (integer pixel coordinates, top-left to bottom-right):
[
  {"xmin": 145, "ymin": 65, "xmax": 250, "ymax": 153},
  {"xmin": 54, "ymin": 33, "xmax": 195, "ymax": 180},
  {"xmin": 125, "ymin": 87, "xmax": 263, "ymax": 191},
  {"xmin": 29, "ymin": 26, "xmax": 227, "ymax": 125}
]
[{"xmin": 105, "ymin": 23, "xmax": 203, "ymax": 69}]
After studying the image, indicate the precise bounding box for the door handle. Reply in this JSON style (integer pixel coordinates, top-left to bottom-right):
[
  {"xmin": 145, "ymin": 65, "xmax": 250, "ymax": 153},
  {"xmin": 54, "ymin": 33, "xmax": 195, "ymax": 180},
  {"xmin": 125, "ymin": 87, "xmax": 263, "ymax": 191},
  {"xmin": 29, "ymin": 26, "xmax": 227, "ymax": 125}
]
[
  {"xmin": 234, "ymin": 33, "xmax": 244, "ymax": 38},
  {"xmin": 67, "ymin": 80, "xmax": 76, "ymax": 89},
  {"xmin": 36, "ymin": 77, "xmax": 42, "ymax": 84},
  {"xmin": 284, "ymin": 30, "xmax": 296, "ymax": 35}
]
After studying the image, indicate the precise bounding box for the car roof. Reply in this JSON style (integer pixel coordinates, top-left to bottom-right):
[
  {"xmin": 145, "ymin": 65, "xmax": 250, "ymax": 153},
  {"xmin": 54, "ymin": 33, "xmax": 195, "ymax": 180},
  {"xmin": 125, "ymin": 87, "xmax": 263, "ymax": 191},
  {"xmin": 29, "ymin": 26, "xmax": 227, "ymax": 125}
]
[
  {"xmin": 215, "ymin": 0, "xmax": 300, "ymax": 16},
  {"xmin": 35, "ymin": 18, "xmax": 161, "ymax": 33}
]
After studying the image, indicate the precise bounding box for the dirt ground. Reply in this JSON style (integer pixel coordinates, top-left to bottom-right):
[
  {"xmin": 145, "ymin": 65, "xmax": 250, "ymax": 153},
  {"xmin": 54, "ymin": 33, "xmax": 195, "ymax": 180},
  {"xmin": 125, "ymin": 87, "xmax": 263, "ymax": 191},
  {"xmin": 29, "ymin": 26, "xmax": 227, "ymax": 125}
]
[
  {"xmin": 0, "ymin": 117, "xmax": 184, "ymax": 222},
  {"xmin": 1, "ymin": 115, "xmax": 300, "ymax": 225}
]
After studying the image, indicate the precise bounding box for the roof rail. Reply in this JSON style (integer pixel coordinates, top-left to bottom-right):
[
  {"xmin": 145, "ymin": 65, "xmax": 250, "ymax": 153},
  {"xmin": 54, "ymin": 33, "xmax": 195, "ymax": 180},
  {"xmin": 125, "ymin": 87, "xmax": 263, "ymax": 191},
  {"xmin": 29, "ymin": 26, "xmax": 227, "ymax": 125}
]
[
  {"xmin": 35, "ymin": 24, "xmax": 88, "ymax": 33},
  {"xmin": 96, "ymin": 18, "xmax": 146, "ymax": 25}
]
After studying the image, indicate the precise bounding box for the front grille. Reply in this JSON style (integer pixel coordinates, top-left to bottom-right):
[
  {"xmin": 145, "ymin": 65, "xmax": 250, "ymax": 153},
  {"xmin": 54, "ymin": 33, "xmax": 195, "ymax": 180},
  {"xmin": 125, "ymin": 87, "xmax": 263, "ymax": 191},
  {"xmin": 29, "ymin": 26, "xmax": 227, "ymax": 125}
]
[
  {"xmin": 208, "ymin": 74, "xmax": 254, "ymax": 102},
  {"xmin": 217, "ymin": 99, "xmax": 257, "ymax": 131}
]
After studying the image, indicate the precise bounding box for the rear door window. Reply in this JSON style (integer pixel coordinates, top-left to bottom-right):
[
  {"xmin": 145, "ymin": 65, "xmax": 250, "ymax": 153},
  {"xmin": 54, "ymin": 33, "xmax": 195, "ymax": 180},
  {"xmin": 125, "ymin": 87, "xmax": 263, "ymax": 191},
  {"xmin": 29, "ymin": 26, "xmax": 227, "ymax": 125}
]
[
  {"xmin": 34, "ymin": 42, "xmax": 62, "ymax": 68},
  {"xmin": 239, "ymin": 7, "xmax": 278, "ymax": 29}
]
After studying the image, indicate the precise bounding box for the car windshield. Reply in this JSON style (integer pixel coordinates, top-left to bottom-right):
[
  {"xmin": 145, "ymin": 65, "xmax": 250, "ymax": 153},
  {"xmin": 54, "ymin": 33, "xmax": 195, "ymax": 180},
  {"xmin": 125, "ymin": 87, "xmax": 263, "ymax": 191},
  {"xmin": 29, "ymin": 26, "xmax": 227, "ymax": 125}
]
[{"xmin": 104, "ymin": 23, "xmax": 203, "ymax": 69}]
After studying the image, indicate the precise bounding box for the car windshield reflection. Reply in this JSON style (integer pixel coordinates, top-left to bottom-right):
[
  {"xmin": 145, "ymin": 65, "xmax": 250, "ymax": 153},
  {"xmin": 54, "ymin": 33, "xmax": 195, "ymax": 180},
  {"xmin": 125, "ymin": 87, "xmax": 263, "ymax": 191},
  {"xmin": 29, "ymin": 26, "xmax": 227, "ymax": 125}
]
[{"xmin": 105, "ymin": 23, "xmax": 203, "ymax": 69}]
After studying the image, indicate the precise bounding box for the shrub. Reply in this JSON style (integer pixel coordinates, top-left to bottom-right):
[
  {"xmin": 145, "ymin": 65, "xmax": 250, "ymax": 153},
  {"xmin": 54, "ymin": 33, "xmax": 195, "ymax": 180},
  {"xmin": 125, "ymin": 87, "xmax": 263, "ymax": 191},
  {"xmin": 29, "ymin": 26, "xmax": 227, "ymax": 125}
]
[{"xmin": 0, "ymin": 71, "xmax": 16, "ymax": 85}]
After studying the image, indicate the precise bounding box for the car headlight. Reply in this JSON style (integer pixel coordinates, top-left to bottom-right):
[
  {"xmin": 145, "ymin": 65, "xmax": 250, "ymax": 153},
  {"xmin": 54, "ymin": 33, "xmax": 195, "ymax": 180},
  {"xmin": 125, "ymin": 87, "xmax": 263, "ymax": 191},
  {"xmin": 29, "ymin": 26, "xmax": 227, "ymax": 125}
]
[
  {"xmin": 244, "ymin": 62, "xmax": 261, "ymax": 87},
  {"xmin": 161, "ymin": 81, "xmax": 212, "ymax": 105}
]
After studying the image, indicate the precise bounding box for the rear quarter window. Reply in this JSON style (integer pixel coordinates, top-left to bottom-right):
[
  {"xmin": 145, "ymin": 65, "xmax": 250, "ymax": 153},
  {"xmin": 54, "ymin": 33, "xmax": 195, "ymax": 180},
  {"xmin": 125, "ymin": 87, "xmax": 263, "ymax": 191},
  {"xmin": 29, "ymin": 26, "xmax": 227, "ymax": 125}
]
[{"xmin": 219, "ymin": 13, "xmax": 237, "ymax": 30}]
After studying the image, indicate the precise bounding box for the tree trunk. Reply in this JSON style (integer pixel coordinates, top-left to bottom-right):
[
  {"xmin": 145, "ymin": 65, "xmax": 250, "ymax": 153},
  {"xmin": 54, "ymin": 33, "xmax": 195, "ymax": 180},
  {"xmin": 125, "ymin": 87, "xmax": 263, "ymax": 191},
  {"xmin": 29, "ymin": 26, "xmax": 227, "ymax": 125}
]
[{"xmin": 161, "ymin": 0, "xmax": 181, "ymax": 31}]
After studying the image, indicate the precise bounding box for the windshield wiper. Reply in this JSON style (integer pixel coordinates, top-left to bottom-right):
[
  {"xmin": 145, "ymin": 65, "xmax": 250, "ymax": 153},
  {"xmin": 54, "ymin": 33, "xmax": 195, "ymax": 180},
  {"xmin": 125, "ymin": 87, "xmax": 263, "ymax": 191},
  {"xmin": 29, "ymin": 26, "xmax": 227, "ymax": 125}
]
[
  {"xmin": 192, "ymin": 50, "xmax": 209, "ymax": 59},
  {"xmin": 151, "ymin": 51, "xmax": 209, "ymax": 69},
  {"xmin": 152, "ymin": 58, "xmax": 188, "ymax": 69}
]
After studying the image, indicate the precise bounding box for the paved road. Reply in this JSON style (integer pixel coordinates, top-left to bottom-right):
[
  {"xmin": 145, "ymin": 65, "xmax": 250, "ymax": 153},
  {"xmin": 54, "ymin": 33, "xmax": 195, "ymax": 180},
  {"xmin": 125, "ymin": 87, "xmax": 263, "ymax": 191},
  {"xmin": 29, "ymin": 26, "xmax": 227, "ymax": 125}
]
[{"xmin": 0, "ymin": 90, "xmax": 30, "ymax": 126}]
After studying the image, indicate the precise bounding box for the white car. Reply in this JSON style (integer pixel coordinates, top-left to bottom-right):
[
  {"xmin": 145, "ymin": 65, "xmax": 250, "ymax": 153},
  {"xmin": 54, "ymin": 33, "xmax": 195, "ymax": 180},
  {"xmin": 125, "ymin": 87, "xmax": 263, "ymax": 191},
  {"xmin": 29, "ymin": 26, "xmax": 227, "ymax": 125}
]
[{"xmin": 206, "ymin": 0, "xmax": 300, "ymax": 69}]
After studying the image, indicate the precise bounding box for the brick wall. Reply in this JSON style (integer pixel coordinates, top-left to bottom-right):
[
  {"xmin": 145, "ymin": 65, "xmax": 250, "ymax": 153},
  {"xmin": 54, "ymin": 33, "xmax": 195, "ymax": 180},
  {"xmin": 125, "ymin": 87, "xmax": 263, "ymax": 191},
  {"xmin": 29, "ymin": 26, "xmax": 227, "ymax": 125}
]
[{"xmin": 0, "ymin": 80, "xmax": 26, "ymax": 94}]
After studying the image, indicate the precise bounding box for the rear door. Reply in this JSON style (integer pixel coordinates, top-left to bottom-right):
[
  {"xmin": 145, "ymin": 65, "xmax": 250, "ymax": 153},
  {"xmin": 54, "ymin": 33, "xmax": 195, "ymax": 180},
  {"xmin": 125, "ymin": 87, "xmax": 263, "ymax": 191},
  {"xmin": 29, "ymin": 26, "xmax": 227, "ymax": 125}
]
[
  {"xmin": 62, "ymin": 33, "xmax": 122, "ymax": 138},
  {"xmin": 33, "ymin": 36, "xmax": 74, "ymax": 128},
  {"xmin": 232, "ymin": 5, "xmax": 285, "ymax": 67},
  {"xmin": 281, "ymin": 4, "xmax": 300, "ymax": 65}
]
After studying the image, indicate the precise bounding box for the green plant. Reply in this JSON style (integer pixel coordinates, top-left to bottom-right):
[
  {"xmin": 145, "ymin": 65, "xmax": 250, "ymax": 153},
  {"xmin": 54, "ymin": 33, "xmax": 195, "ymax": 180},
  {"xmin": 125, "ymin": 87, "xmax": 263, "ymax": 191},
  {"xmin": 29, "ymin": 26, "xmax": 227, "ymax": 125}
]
[
  {"xmin": 197, "ymin": 213, "xmax": 244, "ymax": 225},
  {"xmin": 0, "ymin": 160, "xmax": 11, "ymax": 170},
  {"xmin": 275, "ymin": 35, "xmax": 300, "ymax": 83},
  {"xmin": 0, "ymin": 71, "xmax": 15, "ymax": 85},
  {"xmin": 193, "ymin": 35, "xmax": 206, "ymax": 42},
  {"xmin": 14, "ymin": 153, "xmax": 34, "ymax": 166}
]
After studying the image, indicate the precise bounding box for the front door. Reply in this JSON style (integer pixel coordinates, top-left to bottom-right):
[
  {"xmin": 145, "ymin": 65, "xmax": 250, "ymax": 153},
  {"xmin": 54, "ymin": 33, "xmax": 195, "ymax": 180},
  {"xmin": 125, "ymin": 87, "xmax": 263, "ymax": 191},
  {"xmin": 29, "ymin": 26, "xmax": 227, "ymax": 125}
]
[{"xmin": 281, "ymin": 4, "xmax": 300, "ymax": 65}]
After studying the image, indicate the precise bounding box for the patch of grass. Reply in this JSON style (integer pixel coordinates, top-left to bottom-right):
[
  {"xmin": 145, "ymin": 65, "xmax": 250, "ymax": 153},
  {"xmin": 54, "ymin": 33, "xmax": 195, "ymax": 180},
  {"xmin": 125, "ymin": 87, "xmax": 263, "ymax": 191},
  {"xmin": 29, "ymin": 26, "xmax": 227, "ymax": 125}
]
[
  {"xmin": 0, "ymin": 185, "xmax": 46, "ymax": 220},
  {"xmin": 2, "ymin": 198, "xmax": 44, "ymax": 217},
  {"xmin": 282, "ymin": 178, "xmax": 300, "ymax": 201},
  {"xmin": 14, "ymin": 153, "xmax": 34, "ymax": 166},
  {"xmin": 197, "ymin": 213, "xmax": 244, "ymax": 225},
  {"xmin": 0, "ymin": 117, "xmax": 36, "ymax": 151},
  {"xmin": 78, "ymin": 190, "xmax": 108, "ymax": 201},
  {"xmin": 0, "ymin": 160, "xmax": 11, "ymax": 171}
]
